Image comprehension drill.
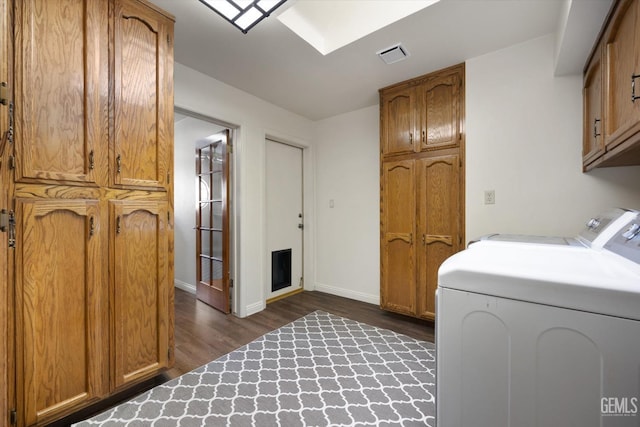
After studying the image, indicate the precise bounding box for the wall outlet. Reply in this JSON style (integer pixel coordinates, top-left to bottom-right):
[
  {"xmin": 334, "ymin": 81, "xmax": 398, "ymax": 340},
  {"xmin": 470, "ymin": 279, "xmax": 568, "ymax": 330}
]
[{"xmin": 484, "ymin": 190, "xmax": 495, "ymax": 205}]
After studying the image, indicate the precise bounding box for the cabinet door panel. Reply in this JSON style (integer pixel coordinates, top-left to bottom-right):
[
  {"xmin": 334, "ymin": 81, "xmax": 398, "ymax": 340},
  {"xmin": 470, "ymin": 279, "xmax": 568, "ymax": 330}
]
[
  {"xmin": 14, "ymin": 0, "xmax": 108, "ymax": 185},
  {"xmin": 113, "ymin": 0, "xmax": 171, "ymax": 189},
  {"xmin": 420, "ymin": 73, "xmax": 461, "ymax": 151},
  {"xmin": 16, "ymin": 199, "xmax": 105, "ymax": 426},
  {"xmin": 380, "ymin": 87, "xmax": 416, "ymax": 156},
  {"xmin": 417, "ymin": 155, "xmax": 461, "ymax": 318},
  {"xmin": 111, "ymin": 200, "xmax": 169, "ymax": 389},
  {"xmin": 604, "ymin": 0, "xmax": 640, "ymax": 147},
  {"xmin": 380, "ymin": 160, "xmax": 416, "ymax": 315},
  {"xmin": 583, "ymin": 42, "xmax": 604, "ymax": 168}
]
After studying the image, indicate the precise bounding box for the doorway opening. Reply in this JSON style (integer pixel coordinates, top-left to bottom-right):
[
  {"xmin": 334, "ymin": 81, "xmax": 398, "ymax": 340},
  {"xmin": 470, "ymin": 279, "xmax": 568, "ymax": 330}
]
[{"xmin": 173, "ymin": 108, "xmax": 236, "ymax": 314}]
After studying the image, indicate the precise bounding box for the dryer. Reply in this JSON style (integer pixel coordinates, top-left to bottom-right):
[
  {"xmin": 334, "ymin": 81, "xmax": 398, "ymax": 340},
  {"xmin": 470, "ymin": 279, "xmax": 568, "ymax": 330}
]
[{"xmin": 436, "ymin": 214, "xmax": 640, "ymax": 427}]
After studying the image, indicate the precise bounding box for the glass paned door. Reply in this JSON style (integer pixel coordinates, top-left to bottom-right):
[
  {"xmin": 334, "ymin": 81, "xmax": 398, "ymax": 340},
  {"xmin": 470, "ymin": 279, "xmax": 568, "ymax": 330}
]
[{"xmin": 196, "ymin": 130, "xmax": 230, "ymax": 313}]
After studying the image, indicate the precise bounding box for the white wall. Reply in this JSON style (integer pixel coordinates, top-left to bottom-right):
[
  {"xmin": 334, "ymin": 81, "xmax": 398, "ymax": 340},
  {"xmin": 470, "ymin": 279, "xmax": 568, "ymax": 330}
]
[
  {"xmin": 313, "ymin": 105, "xmax": 380, "ymax": 304},
  {"xmin": 466, "ymin": 34, "xmax": 640, "ymax": 239},
  {"xmin": 174, "ymin": 63, "xmax": 314, "ymax": 317}
]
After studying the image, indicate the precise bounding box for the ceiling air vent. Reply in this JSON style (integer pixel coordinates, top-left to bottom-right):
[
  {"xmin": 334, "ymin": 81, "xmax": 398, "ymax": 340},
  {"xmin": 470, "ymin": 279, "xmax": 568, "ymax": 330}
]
[{"xmin": 377, "ymin": 43, "xmax": 410, "ymax": 65}]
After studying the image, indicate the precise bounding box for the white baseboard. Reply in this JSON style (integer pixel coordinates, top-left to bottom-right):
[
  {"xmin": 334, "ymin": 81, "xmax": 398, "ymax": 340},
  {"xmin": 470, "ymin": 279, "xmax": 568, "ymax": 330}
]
[
  {"xmin": 244, "ymin": 301, "xmax": 265, "ymax": 317},
  {"xmin": 314, "ymin": 282, "xmax": 380, "ymax": 305},
  {"xmin": 174, "ymin": 279, "xmax": 196, "ymax": 294}
]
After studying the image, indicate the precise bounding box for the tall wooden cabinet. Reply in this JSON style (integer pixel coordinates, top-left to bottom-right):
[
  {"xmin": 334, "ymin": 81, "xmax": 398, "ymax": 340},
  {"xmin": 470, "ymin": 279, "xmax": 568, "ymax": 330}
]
[
  {"xmin": 380, "ymin": 64, "xmax": 465, "ymax": 321},
  {"xmin": 2, "ymin": 1, "xmax": 175, "ymax": 425}
]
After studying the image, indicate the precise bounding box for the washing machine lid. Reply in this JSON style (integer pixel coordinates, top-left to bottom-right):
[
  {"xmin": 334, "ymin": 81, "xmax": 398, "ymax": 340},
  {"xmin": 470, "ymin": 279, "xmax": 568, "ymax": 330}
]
[
  {"xmin": 472, "ymin": 208, "xmax": 638, "ymax": 249},
  {"xmin": 477, "ymin": 234, "xmax": 583, "ymax": 246},
  {"xmin": 438, "ymin": 242, "xmax": 640, "ymax": 321}
]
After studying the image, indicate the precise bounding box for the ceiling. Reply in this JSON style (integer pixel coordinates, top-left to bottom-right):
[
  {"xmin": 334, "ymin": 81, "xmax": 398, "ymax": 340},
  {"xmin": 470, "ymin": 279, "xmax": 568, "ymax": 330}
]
[{"xmin": 152, "ymin": 0, "xmax": 610, "ymax": 121}]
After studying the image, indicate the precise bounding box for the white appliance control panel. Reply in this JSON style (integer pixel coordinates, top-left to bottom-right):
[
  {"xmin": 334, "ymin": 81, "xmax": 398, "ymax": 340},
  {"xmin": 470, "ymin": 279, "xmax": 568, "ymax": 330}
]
[{"xmin": 605, "ymin": 221, "xmax": 640, "ymax": 264}]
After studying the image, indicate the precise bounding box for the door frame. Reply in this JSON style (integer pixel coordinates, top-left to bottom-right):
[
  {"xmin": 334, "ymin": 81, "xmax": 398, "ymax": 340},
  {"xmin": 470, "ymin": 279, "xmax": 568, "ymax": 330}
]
[{"xmin": 173, "ymin": 107, "xmax": 239, "ymax": 314}]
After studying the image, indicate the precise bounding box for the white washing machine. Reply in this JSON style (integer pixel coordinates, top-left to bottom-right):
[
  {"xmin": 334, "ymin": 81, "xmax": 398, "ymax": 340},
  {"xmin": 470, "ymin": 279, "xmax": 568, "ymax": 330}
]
[{"xmin": 436, "ymin": 215, "xmax": 640, "ymax": 427}]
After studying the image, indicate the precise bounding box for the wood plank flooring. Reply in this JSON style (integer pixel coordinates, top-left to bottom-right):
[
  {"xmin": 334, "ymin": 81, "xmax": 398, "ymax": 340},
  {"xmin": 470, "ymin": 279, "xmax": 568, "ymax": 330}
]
[
  {"xmin": 57, "ymin": 289, "xmax": 434, "ymax": 425},
  {"xmin": 168, "ymin": 288, "xmax": 435, "ymax": 379}
]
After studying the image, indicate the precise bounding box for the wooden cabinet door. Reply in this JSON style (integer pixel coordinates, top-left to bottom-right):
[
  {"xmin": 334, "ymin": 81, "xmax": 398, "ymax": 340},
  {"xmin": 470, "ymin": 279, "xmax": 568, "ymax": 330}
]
[
  {"xmin": 111, "ymin": 200, "xmax": 169, "ymax": 389},
  {"xmin": 583, "ymin": 41, "xmax": 605, "ymax": 169},
  {"xmin": 14, "ymin": 0, "xmax": 108, "ymax": 185},
  {"xmin": 15, "ymin": 199, "xmax": 106, "ymax": 426},
  {"xmin": 380, "ymin": 160, "xmax": 416, "ymax": 315},
  {"xmin": 380, "ymin": 86, "xmax": 417, "ymax": 156},
  {"xmin": 419, "ymin": 71, "xmax": 461, "ymax": 151},
  {"xmin": 604, "ymin": 0, "xmax": 640, "ymax": 149},
  {"xmin": 416, "ymin": 155, "xmax": 461, "ymax": 319},
  {"xmin": 112, "ymin": 0, "xmax": 173, "ymax": 190}
]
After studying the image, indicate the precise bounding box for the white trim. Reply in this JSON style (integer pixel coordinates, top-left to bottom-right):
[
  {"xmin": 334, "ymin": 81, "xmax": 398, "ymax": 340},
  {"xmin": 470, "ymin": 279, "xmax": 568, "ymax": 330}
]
[
  {"xmin": 244, "ymin": 301, "xmax": 266, "ymax": 317},
  {"xmin": 174, "ymin": 279, "xmax": 196, "ymax": 294},
  {"xmin": 314, "ymin": 282, "xmax": 380, "ymax": 305}
]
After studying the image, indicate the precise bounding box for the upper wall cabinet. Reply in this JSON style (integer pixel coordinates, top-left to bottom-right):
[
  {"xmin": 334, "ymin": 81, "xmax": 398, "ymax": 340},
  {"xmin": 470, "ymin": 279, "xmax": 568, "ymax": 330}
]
[
  {"xmin": 583, "ymin": 40, "xmax": 604, "ymax": 167},
  {"xmin": 380, "ymin": 65, "xmax": 463, "ymax": 158},
  {"xmin": 380, "ymin": 85, "xmax": 417, "ymax": 156},
  {"xmin": 583, "ymin": 0, "xmax": 640, "ymax": 170},
  {"xmin": 112, "ymin": 0, "xmax": 173, "ymax": 190},
  {"xmin": 14, "ymin": 0, "xmax": 109, "ymax": 186},
  {"xmin": 418, "ymin": 71, "xmax": 462, "ymax": 152}
]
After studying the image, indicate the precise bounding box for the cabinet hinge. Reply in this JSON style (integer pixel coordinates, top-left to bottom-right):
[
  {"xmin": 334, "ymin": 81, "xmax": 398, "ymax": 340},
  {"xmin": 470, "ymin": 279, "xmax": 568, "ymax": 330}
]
[
  {"xmin": 8, "ymin": 155, "xmax": 15, "ymax": 170},
  {"xmin": 167, "ymin": 34, "xmax": 171, "ymax": 46},
  {"xmin": 168, "ymin": 348, "xmax": 171, "ymax": 359},
  {"xmin": 10, "ymin": 409, "xmax": 16, "ymax": 425},
  {"xmin": 228, "ymin": 144, "xmax": 233, "ymax": 154},
  {"xmin": 166, "ymin": 171, "xmax": 171, "ymax": 184},
  {"xmin": 299, "ymin": 277, "xmax": 304, "ymax": 287},
  {"xmin": 1, "ymin": 209, "xmax": 16, "ymax": 248},
  {"xmin": 167, "ymin": 211, "xmax": 170, "ymax": 222}
]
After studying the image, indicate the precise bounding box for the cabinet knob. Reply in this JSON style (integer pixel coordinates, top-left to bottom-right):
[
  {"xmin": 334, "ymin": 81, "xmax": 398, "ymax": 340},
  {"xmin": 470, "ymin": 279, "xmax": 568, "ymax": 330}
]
[{"xmin": 116, "ymin": 154, "xmax": 122, "ymax": 173}]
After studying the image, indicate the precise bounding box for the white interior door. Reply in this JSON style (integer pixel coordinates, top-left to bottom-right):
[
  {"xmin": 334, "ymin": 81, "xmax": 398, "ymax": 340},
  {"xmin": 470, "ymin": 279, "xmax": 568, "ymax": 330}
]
[{"xmin": 266, "ymin": 139, "xmax": 303, "ymax": 300}]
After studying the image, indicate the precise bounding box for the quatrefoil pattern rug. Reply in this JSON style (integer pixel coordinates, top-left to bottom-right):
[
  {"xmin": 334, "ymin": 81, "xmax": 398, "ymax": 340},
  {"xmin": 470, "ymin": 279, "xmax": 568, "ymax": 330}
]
[{"xmin": 77, "ymin": 311, "xmax": 436, "ymax": 426}]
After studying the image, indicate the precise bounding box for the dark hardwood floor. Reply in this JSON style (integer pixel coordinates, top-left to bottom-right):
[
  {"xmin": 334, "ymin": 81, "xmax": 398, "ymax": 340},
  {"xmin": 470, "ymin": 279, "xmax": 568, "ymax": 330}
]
[
  {"xmin": 59, "ymin": 289, "xmax": 434, "ymax": 425},
  {"xmin": 168, "ymin": 288, "xmax": 435, "ymax": 379}
]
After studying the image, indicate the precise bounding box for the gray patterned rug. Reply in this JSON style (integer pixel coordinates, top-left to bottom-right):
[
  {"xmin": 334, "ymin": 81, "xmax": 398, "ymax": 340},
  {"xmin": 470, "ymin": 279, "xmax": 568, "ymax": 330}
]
[{"xmin": 76, "ymin": 311, "xmax": 435, "ymax": 426}]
